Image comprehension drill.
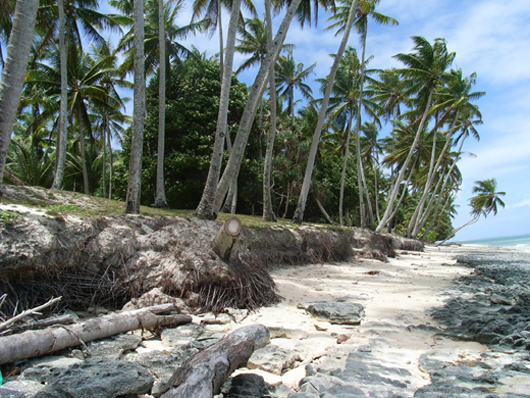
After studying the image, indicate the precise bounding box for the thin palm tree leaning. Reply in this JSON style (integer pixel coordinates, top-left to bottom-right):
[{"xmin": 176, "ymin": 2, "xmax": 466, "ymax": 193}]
[
  {"xmin": 0, "ymin": 0, "xmax": 39, "ymax": 202},
  {"xmin": 51, "ymin": 0, "xmax": 68, "ymax": 191},
  {"xmin": 411, "ymin": 69, "xmax": 484, "ymax": 237},
  {"xmin": 263, "ymin": 0, "xmax": 278, "ymax": 222},
  {"xmin": 195, "ymin": 0, "xmax": 243, "ymax": 219},
  {"xmin": 154, "ymin": 0, "xmax": 169, "ymax": 208},
  {"xmin": 125, "ymin": 0, "xmax": 146, "ymax": 214},
  {"xmin": 292, "ymin": 0, "xmax": 360, "ymax": 224},
  {"xmin": 196, "ymin": 0, "xmax": 313, "ymax": 219},
  {"xmin": 191, "ymin": 0, "xmax": 256, "ymax": 79},
  {"xmin": 375, "ymin": 36, "xmax": 455, "ymax": 233},
  {"xmin": 233, "ymin": 8, "xmax": 283, "ymax": 221},
  {"xmin": 327, "ymin": 0, "xmax": 397, "ymax": 227},
  {"xmin": 436, "ymin": 178, "xmax": 505, "ymax": 246}
]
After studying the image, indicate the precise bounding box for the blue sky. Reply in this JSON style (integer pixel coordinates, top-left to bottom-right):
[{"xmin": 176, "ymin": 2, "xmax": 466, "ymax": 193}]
[{"xmin": 108, "ymin": 0, "xmax": 530, "ymax": 240}]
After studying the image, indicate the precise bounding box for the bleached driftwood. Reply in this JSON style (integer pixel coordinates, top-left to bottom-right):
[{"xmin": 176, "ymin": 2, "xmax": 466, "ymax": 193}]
[
  {"xmin": 155, "ymin": 324, "xmax": 269, "ymax": 398},
  {"xmin": 0, "ymin": 303, "xmax": 191, "ymax": 365},
  {"xmin": 212, "ymin": 217, "xmax": 242, "ymax": 261}
]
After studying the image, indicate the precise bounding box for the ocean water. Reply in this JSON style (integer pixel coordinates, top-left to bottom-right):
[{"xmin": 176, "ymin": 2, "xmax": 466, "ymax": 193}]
[{"xmin": 457, "ymin": 233, "xmax": 530, "ymax": 248}]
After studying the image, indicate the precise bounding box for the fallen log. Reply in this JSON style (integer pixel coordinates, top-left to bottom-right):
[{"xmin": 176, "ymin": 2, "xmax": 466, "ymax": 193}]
[
  {"xmin": 212, "ymin": 217, "xmax": 242, "ymax": 261},
  {"xmin": 155, "ymin": 324, "xmax": 269, "ymax": 398},
  {"xmin": 0, "ymin": 303, "xmax": 191, "ymax": 365}
]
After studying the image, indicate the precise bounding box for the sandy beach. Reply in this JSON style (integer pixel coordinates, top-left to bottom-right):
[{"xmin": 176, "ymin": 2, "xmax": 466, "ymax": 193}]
[{"xmin": 208, "ymin": 244, "xmax": 530, "ymax": 396}]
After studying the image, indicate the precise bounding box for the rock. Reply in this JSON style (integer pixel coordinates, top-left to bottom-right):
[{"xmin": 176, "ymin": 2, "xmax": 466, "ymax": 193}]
[
  {"xmin": 248, "ymin": 345, "xmax": 301, "ymax": 375},
  {"xmin": 125, "ymin": 341, "xmax": 207, "ymax": 379},
  {"xmin": 23, "ymin": 358, "xmax": 154, "ymax": 398},
  {"xmin": 222, "ymin": 373, "xmax": 272, "ymax": 397},
  {"xmin": 0, "ymin": 387, "xmax": 27, "ymax": 398},
  {"xmin": 161, "ymin": 323, "xmax": 213, "ymax": 346},
  {"xmin": 86, "ymin": 333, "xmax": 142, "ymax": 359},
  {"xmin": 301, "ymin": 301, "xmax": 364, "ymax": 325}
]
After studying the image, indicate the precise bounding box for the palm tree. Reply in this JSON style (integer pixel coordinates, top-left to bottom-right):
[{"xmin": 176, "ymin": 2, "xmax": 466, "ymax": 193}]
[
  {"xmin": 275, "ymin": 47, "xmax": 316, "ymax": 118},
  {"xmin": 410, "ymin": 69, "xmax": 484, "ymax": 237},
  {"xmin": 420, "ymin": 106, "xmax": 482, "ymax": 239},
  {"xmin": 191, "ymin": 0, "xmax": 256, "ymax": 79},
  {"xmin": 234, "ymin": 16, "xmax": 268, "ymax": 74},
  {"xmin": 360, "ymin": 121, "xmax": 383, "ymax": 222},
  {"xmin": 375, "ymin": 36, "xmax": 455, "ymax": 232},
  {"xmin": 328, "ymin": 0, "xmax": 397, "ymax": 227},
  {"xmin": 51, "ymin": 0, "xmax": 68, "ymax": 190},
  {"xmin": 199, "ymin": 0, "xmax": 310, "ymax": 218},
  {"xmin": 0, "ymin": 0, "xmax": 39, "ymax": 201},
  {"xmin": 125, "ymin": 0, "xmax": 146, "ymax": 214},
  {"xmin": 436, "ymin": 178, "xmax": 505, "ymax": 245},
  {"xmin": 196, "ymin": 0, "xmax": 243, "ymax": 219},
  {"xmin": 292, "ymin": 0, "xmax": 360, "ymax": 224}
]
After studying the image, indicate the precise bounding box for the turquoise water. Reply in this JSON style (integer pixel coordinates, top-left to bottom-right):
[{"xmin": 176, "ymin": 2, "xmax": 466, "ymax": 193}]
[{"xmin": 457, "ymin": 233, "xmax": 530, "ymax": 247}]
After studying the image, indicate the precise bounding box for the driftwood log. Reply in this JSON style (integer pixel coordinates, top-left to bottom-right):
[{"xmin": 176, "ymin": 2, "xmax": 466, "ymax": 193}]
[
  {"xmin": 0, "ymin": 303, "xmax": 191, "ymax": 365},
  {"xmin": 212, "ymin": 217, "xmax": 242, "ymax": 261},
  {"xmin": 155, "ymin": 324, "xmax": 270, "ymax": 398}
]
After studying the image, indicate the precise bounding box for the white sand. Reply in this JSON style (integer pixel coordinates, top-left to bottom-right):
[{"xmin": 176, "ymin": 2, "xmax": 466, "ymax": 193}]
[{"xmin": 216, "ymin": 245, "xmax": 491, "ymax": 391}]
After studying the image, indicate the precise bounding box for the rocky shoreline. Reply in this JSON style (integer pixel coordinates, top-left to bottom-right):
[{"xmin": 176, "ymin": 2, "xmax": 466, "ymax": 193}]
[{"xmin": 2, "ymin": 245, "xmax": 529, "ymax": 397}]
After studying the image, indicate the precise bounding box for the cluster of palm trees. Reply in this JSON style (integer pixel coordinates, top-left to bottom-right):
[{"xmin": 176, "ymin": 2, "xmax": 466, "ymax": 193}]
[{"xmin": 0, "ymin": 0, "xmax": 505, "ymax": 241}]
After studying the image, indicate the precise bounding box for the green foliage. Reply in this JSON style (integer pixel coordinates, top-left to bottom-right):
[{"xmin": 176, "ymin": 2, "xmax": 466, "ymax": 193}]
[
  {"xmin": 0, "ymin": 210, "xmax": 22, "ymax": 224},
  {"xmin": 114, "ymin": 55, "xmax": 249, "ymax": 209}
]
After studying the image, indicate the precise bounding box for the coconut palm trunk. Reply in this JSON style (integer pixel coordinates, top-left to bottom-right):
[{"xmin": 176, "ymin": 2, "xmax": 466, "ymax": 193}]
[
  {"xmin": 411, "ymin": 110, "xmax": 460, "ymax": 236},
  {"xmin": 154, "ymin": 0, "xmax": 169, "ymax": 208},
  {"xmin": 77, "ymin": 105, "xmax": 90, "ymax": 195},
  {"xmin": 52, "ymin": 0, "xmax": 68, "ymax": 190},
  {"xmin": 262, "ymin": 0, "xmax": 277, "ymax": 222},
  {"xmin": 212, "ymin": 0, "xmax": 305, "ymax": 215},
  {"xmin": 375, "ymin": 88, "xmax": 434, "ymax": 232},
  {"xmin": 354, "ymin": 29, "xmax": 372, "ymax": 227},
  {"xmin": 196, "ymin": 0, "xmax": 242, "ymax": 219},
  {"xmin": 125, "ymin": 0, "xmax": 146, "ymax": 214},
  {"xmin": 292, "ymin": 0, "xmax": 359, "ymax": 224},
  {"xmin": 0, "ymin": 0, "xmax": 39, "ymax": 200},
  {"xmin": 421, "ymin": 132, "xmax": 466, "ymax": 239},
  {"xmin": 339, "ymin": 110, "xmax": 354, "ymax": 226}
]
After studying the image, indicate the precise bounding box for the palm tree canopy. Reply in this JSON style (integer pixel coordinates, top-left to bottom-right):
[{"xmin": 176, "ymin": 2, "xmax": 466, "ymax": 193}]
[{"xmin": 470, "ymin": 178, "xmax": 506, "ymax": 218}]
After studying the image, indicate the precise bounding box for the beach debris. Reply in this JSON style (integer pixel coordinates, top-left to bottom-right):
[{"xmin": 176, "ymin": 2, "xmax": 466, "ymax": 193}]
[
  {"xmin": 154, "ymin": 324, "xmax": 269, "ymax": 398},
  {"xmin": 0, "ymin": 304, "xmax": 191, "ymax": 365}
]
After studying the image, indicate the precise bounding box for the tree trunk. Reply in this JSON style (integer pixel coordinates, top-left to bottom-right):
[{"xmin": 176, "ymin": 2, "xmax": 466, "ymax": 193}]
[
  {"xmin": 436, "ymin": 216, "xmax": 479, "ymax": 246},
  {"xmin": 196, "ymin": 0, "xmax": 242, "ymax": 219},
  {"xmin": 421, "ymin": 133, "xmax": 466, "ymax": 239},
  {"xmin": 101, "ymin": 115, "xmax": 107, "ymax": 198},
  {"xmin": 217, "ymin": 0, "xmax": 224, "ymax": 80},
  {"xmin": 126, "ymin": 0, "xmax": 146, "ymax": 214},
  {"xmin": 0, "ymin": 0, "xmax": 39, "ymax": 200},
  {"xmin": 339, "ymin": 111, "xmax": 353, "ymax": 226},
  {"xmin": 354, "ymin": 29, "xmax": 368, "ymax": 227},
  {"xmin": 411, "ymin": 111, "xmax": 460, "ymax": 236},
  {"xmin": 108, "ymin": 131, "xmax": 114, "ymax": 199},
  {"xmin": 292, "ymin": 0, "xmax": 359, "ymax": 224},
  {"xmin": 262, "ymin": 0, "xmax": 277, "ymax": 223},
  {"xmin": 78, "ymin": 104, "xmax": 90, "ymax": 195},
  {"xmin": 213, "ymin": 0, "xmax": 304, "ymax": 214},
  {"xmin": 155, "ymin": 324, "xmax": 269, "ymax": 398},
  {"xmin": 212, "ymin": 216, "xmax": 242, "ymax": 261},
  {"xmin": 0, "ymin": 304, "xmax": 190, "ymax": 365},
  {"xmin": 316, "ymin": 197, "xmax": 336, "ymax": 225},
  {"xmin": 376, "ymin": 87, "xmax": 434, "ymax": 232},
  {"xmin": 154, "ymin": 0, "xmax": 168, "ymax": 208},
  {"xmin": 52, "ymin": 0, "xmax": 68, "ymax": 191}
]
